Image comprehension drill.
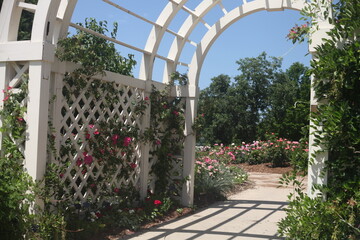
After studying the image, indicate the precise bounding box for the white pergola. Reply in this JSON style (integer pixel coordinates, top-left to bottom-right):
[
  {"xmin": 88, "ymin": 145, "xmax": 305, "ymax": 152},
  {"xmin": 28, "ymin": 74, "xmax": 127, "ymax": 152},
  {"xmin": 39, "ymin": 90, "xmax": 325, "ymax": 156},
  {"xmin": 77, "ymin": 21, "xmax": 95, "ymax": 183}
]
[{"xmin": 0, "ymin": 0, "xmax": 332, "ymax": 206}]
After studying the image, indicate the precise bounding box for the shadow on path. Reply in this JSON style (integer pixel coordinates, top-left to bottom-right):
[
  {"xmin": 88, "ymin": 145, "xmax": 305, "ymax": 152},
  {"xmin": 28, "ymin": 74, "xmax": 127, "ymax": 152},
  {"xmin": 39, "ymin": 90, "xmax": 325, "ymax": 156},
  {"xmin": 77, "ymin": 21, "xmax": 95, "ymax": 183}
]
[{"xmin": 122, "ymin": 199, "xmax": 287, "ymax": 240}]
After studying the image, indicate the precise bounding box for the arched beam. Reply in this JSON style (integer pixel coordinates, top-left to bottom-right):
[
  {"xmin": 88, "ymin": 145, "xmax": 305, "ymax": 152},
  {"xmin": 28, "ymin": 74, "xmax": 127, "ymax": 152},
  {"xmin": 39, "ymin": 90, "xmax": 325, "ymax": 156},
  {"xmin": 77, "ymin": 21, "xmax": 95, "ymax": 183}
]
[
  {"xmin": 187, "ymin": 0, "xmax": 306, "ymax": 87},
  {"xmin": 164, "ymin": 0, "xmax": 222, "ymax": 84},
  {"xmin": 139, "ymin": 0, "xmax": 188, "ymax": 81}
]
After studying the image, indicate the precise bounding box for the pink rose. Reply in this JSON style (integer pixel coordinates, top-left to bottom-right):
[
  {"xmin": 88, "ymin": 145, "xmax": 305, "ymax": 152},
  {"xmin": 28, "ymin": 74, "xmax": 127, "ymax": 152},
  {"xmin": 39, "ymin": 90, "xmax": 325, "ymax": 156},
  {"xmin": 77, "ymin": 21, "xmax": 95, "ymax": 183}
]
[
  {"xmin": 83, "ymin": 152, "xmax": 93, "ymax": 165},
  {"xmin": 112, "ymin": 134, "xmax": 119, "ymax": 145},
  {"xmin": 123, "ymin": 137, "xmax": 131, "ymax": 147},
  {"xmin": 76, "ymin": 159, "xmax": 83, "ymax": 167}
]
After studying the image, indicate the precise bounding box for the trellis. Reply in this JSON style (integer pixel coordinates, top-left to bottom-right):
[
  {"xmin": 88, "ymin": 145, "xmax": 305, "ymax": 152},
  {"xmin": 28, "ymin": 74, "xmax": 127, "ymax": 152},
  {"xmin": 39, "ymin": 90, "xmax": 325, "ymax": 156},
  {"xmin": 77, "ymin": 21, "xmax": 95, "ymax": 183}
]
[{"xmin": 0, "ymin": 0, "xmax": 332, "ymax": 206}]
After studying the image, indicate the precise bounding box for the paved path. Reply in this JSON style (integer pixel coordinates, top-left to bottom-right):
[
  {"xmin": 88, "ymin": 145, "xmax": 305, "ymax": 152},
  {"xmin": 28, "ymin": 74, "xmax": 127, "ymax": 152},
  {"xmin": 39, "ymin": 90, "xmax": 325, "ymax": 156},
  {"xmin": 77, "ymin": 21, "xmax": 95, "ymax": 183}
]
[{"xmin": 121, "ymin": 172, "xmax": 306, "ymax": 240}]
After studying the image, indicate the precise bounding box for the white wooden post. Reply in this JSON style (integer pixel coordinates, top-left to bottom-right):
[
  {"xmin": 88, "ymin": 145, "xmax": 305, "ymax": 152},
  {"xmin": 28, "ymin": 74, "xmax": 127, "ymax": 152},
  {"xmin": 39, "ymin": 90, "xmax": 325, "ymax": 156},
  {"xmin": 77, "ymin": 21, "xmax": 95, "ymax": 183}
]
[
  {"xmin": 307, "ymin": 74, "xmax": 328, "ymax": 198},
  {"xmin": 181, "ymin": 86, "xmax": 199, "ymax": 206},
  {"xmin": 307, "ymin": 1, "xmax": 333, "ymax": 198},
  {"xmin": 139, "ymin": 81, "xmax": 152, "ymax": 200},
  {"xmin": 24, "ymin": 61, "xmax": 51, "ymax": 181}
]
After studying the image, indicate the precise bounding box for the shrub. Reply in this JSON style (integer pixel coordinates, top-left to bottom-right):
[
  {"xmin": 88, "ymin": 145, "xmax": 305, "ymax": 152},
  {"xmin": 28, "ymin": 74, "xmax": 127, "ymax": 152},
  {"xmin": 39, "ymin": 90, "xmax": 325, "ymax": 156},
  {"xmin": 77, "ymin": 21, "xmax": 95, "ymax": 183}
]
[{"xmin": 194, "ymin": 148, "xmax": 248, "ymax": 204}]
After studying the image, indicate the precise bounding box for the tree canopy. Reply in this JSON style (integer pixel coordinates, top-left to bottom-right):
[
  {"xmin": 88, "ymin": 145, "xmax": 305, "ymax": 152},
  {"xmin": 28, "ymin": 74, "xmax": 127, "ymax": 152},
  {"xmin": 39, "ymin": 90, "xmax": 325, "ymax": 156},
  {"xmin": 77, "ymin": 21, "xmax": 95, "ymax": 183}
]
[{"xmin": 197, "ymin": 52, "xmax": 310, "ymax": 145}]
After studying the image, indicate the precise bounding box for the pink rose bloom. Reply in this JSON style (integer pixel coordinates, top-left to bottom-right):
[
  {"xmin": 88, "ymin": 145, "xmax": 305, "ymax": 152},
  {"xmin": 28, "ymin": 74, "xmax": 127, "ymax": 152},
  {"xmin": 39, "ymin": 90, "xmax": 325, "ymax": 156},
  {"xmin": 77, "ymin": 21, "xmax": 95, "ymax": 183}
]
[
  {"xmin": 155, "ymin": 139, "xmax": 161, "ymax": 145},
  {"xmin": 83, "ymin": 152, "xmax": 93, "ymax": 165},
  {"xmin": 123, "ymin": 137, "xmax": 132, "ymax": 147},
  {"xmin": 112, "ymin": 134, "xmax": 119, "ymax": 145},
  {"xmin": 114, "ymin": 187, "xmax": 120, "ymax": 193},
  {"xmin": 130, "ymin": 163, "xmax": 137, "ymax": 169},
  {"xmin": 89, "ymin": 124, "xmax": 95, "ymax": 129},
  {"xmin": 76, "ymin": 159, "xmax": 83, "ymax": 167}
]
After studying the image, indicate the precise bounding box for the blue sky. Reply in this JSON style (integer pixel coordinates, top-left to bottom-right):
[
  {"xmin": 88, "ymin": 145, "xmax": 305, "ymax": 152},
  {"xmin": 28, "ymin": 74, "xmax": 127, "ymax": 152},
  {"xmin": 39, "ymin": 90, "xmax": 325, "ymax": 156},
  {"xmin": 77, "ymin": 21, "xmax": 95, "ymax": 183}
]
[{"xmin": 71, "ymin": 0, "xmax": 311, "ymax": 89}]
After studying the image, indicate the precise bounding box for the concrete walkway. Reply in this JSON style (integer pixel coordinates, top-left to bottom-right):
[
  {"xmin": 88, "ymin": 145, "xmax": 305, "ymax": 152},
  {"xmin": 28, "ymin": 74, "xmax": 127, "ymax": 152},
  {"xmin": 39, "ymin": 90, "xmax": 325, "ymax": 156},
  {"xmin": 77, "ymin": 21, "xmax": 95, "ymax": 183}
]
[{"xmin": 121, "ymin": 172, "xmax": 305, "ymax": 240}]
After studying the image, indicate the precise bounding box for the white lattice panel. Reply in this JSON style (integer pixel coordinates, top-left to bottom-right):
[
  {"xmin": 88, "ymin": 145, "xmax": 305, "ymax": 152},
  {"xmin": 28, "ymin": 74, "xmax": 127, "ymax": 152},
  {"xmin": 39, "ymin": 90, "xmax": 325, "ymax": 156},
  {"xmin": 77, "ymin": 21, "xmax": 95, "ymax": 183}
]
[
  {"xmin": 1, "ymin": 61, "xmax": 29, "ymax": 158},
  {"xmin": 54, "ymin": 76, "xmax": 145, "ymax": 202},
  {"xmin": 147, "ymin": 94, "xmax": 185, "ymax": 198}
]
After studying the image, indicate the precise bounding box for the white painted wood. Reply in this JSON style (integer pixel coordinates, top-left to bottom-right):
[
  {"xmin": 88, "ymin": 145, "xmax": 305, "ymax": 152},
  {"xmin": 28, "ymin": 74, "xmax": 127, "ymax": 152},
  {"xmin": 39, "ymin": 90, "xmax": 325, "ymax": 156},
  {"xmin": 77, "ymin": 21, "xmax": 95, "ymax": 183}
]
[
  {"xmin": 307, "ymin": 2, "xmax": 333, "ymax": 198},
  {"xmin": 0, "ymin": 0, "xmax": 23, "ymax": 41},
  {"xmin": 24, "ymin": 61, "xmax": 51, "ymax": 180},
  {"xmin": 0, "ymin": 41, "xmax": 55, "ymax": 62},
  {"xmin": 139, "ymin": 83, "xmax": 152, "ymax": 200},
  {"xmin": 17, "ymin": 2, "xmax": 37, "ymax": 13},
  {"xmin": 166, "ymin": 0, "xmax": 220, "ymax": 83},
  {"xmin": 0, "ymin": 62, "xmax": 9, "ymax": 155},
  {"xmin": 187, "ymin": 0, "xmax": 305, "ymax": 86},
  {"xmin": 139, "ymin": 0, "xmax": 187, "ymax": 81},
  {"xmin": 181, "ymin": 93, "xmax": 198, "ymax": 206},
  {"xmin": 31, "ymin": 0, "xmax": 54, "ymax": 42},
  {"xmin": 57, "ymin": 0, "xmax": 78, "ymax": 40}
]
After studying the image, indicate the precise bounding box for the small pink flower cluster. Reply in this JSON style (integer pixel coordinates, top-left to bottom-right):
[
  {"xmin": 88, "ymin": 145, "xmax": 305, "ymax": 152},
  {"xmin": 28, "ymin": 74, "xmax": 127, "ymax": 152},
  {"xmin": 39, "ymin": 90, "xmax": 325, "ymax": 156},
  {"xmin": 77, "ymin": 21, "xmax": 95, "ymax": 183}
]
[
  {"xmin": 287, "ymin": 23, "xmax": 309, "ymax": 42},
  {"xmin": 2, "ymin": 86, "xmax": 12, "ymax": 102},
  {"xmin": 196, "ymin": 157, "xmax": 219, "ymax": 176}
]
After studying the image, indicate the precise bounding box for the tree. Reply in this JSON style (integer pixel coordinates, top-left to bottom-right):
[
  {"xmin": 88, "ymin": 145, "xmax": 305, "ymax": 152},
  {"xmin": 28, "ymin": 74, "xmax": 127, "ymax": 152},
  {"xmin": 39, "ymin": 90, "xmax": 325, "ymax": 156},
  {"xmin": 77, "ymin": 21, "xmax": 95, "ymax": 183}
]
[
  {"xmin": 56, "ymin": 18, "xmax": 136, "ymax": 76},
  {"xmin": 259, "ymin": 62, "xmax": 310, "ymax": 140},
  {"xmin": 233, "ymin": 52, "xmax": 282, "ymax": 141},
  {"xmin": 198, "ymin": 74, "xmax": 233, "ymax": 144},
  {"xmin": 197, "ymin": 53, "xmax": 310, "ymax": 145}
]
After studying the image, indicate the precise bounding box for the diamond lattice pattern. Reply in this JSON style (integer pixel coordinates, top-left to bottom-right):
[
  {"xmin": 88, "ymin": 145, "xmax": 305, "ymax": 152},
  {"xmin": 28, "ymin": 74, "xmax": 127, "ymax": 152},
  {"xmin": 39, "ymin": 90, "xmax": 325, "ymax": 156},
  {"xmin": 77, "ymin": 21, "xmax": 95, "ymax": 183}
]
[{"xmin": 55, "ymin": 76, "xmax": 144, "ymax": 202}]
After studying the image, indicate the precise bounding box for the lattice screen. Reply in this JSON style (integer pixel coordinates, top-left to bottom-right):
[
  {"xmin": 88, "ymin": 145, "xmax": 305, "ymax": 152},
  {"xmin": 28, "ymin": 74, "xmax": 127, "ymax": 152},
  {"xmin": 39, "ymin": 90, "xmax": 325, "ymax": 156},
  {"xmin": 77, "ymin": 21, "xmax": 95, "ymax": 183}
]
[
  {"xmin": 2, "ymin": 61, "xmax": 29, "ymax": 158},
  {"xmin": 52, "ymin": 75, "xmax": 145, "ymax": 203},
  {"xmin": 147, "ymin": 97, "xmax": 186, "ymax": 198}
]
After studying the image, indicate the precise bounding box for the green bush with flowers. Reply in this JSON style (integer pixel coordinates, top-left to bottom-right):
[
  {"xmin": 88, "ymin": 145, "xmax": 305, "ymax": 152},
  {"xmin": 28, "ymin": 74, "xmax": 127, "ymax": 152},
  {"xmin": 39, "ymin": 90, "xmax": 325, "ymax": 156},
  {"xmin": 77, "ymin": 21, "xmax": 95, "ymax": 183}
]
[
  {"xmin": 196, "ymin": 132, "xmax": 308, "ymax": 169},
  {"xmin": 194, "ymin": 146, "xmax": 248, "ymax": 204},
  {"xmin": 278, "ymin": 1, "xmax": 360, "ymax": 238}
]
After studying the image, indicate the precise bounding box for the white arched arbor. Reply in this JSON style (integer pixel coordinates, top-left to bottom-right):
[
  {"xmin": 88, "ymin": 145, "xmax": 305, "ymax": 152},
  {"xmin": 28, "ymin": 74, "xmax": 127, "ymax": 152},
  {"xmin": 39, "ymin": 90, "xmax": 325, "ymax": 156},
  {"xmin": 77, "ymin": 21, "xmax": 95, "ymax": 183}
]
[{"xmin": 0, "ymin": 0, "xmax": 331, "ymax": 206}]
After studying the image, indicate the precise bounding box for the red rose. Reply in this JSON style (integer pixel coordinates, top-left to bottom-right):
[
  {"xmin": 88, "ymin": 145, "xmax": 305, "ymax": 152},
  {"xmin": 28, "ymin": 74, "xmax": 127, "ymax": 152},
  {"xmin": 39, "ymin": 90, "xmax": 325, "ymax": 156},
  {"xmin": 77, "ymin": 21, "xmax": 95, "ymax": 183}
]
[{"xmin": 154, "ymin": 200, "xmax": 162, "ymax": 205}]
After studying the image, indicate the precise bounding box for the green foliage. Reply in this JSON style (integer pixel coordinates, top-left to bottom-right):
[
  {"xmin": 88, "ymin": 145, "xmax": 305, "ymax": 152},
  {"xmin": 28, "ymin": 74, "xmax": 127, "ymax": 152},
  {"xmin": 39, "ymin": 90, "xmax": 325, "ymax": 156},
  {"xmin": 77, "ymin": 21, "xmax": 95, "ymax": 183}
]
[
  {"xmin": 0, "ymin": 82, "xmax": 66, "ymax": 239},
  {"xmin": 198, "ymin": 53, "xmax": 310, "ymax": 144},
  {"xmin": 279, "ymin": 0, "xmax": 360, "ymax": 238},
  {"xmin": 204, "ymin": 134, "xmax": 308, "ymax": 168},
  {"xmin": 0, "ymin": 83, "xmax": 33, "ymax": 239},
  {"xmin": 56, "ymin": 18, "xmax": 136, "ymax": 77},
  {"xmin": 148, "ymin": 84, "xmax": 185, "ymax": 195},
  {"xmin": 194, "ymin": 146, "xmax": 248, "ymax": 203}
]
